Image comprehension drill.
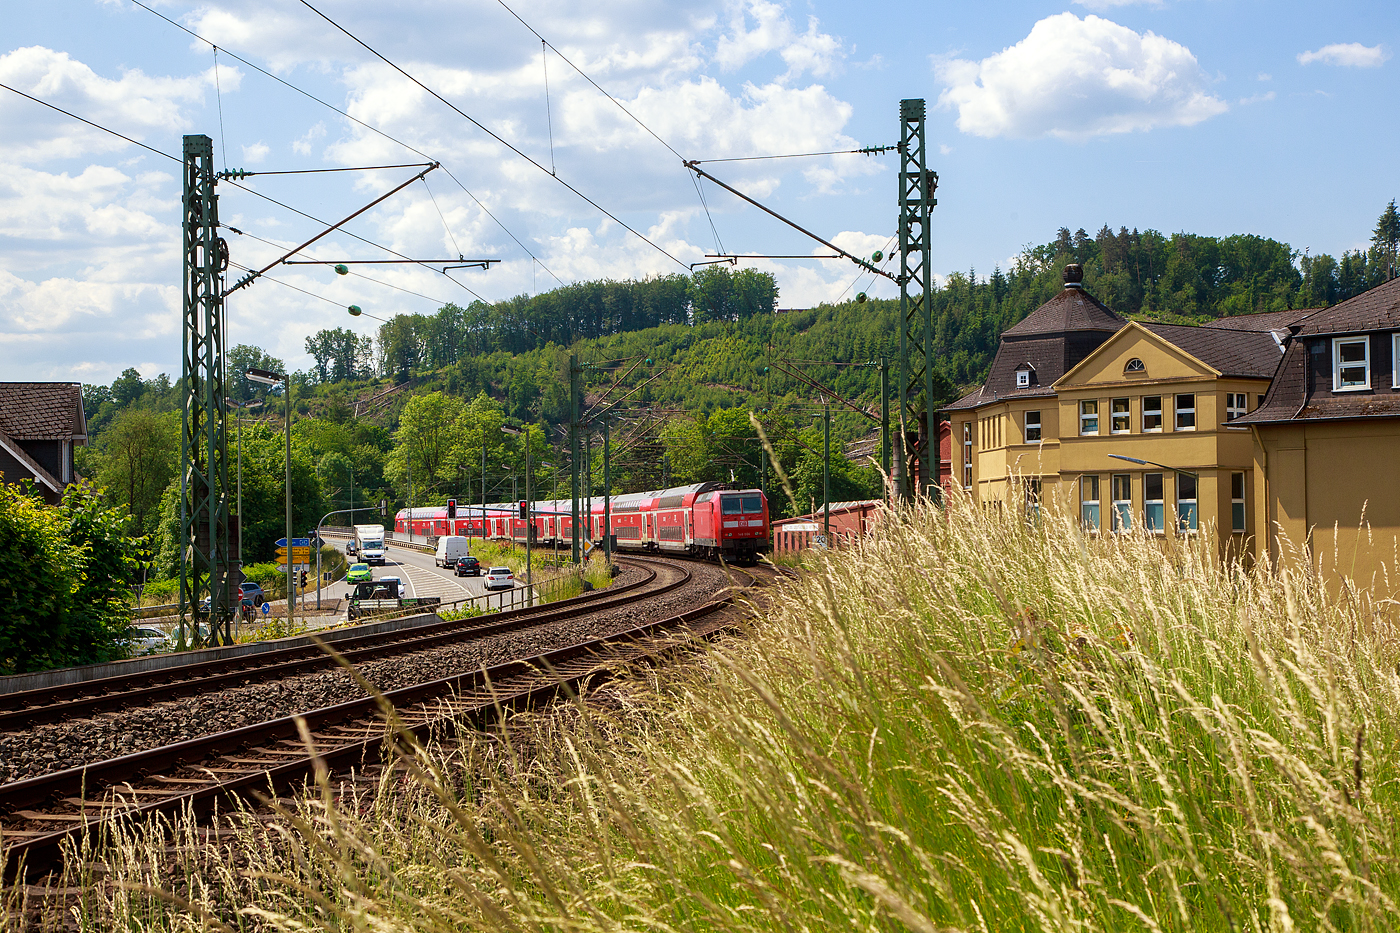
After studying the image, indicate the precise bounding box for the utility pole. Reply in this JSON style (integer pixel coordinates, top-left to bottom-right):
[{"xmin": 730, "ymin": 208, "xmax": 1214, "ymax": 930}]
[
  {"xmin": 570, "ymin": 353, "xmax": 581, "ymax": 564},
  {"xmin": 897, "ymin": 98, "xmax": 937, "ymax": 502},
  {"xmin": 525, "ymin": 426, "xmax": 532, "ymax": 603},
  {"xmin": 880, "ymin": 356, "xmax": 891, "ymax": 488},
  {"xmin": 585, "ymin": 428, "xmax": 593, "ymax": 554},
  {"xmin": 481, "ymin": 427, "xmax": 488, "ymax": 540},
  {"xmin": 179, "ymin": 134, "xmax": 233, "ymax": 648},
  {"xmin": 823, "ymin": 398, "xmax": 831, "ymax": 543},
  {"xmin": 602, "ymin": 416, "xmax": 612, "ymax": 566}
]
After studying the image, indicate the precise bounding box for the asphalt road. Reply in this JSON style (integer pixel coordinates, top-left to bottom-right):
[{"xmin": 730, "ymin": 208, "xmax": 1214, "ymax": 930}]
[{"xmin": 349, "ymin": 541, "xmax": 526, "ymax": 614}]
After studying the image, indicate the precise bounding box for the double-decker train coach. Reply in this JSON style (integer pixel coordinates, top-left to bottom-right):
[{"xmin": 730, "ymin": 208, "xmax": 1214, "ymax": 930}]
[{"xmin": 400, "ymin": 481, "xmax": 771, "ymax": 563}]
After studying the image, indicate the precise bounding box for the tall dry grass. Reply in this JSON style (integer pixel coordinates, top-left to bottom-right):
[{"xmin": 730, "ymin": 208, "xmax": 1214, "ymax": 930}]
[{"xmin": 37, "ymin": 491, "xmax": 1400, "ymax": 932}]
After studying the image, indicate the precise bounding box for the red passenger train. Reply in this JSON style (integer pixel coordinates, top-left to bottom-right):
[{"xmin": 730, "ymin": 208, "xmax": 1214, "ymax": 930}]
[{"xmin": 394, "ymin": 481, "xmax": 770, "ymax": 564}]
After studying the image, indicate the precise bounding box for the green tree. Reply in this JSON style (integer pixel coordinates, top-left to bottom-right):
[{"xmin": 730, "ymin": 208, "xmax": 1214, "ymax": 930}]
[
  {"xmin": 385, "ymin": 392, "xmax": 466, "ymax": 499},
  {"xmin": 1373, "ymin": 199, "xmax": 1399, "ymax": 281},
  {"xmin": 95, "ymin": 408, "xmax": 177, "ymax": 535}
]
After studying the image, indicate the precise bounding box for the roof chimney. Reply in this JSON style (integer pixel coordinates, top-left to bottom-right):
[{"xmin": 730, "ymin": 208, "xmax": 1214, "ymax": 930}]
[{"xmin": 1062, "ymin": 264, "xmax": 1084, "ymax": 288}]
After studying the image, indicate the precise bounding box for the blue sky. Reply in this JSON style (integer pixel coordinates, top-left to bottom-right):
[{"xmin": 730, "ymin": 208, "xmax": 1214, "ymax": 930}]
[{"xmin": 2, "ymin": 0, "xmax": 1394, "ymax": 382}]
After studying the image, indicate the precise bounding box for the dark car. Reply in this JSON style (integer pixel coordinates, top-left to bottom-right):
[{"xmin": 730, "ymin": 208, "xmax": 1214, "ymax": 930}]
[
  {"xmin": 453, "ymin": 555, "xmax": 481, "ymax": 577},
  {"xmin": 239, "ymin": 581, "xmax": 265, "ymax": 607}
]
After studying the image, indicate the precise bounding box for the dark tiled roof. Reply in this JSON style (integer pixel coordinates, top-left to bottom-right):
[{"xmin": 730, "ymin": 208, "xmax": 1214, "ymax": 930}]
[
  {"xmin": 1141, "ymin": 323, "xmax": 1284, "ymax": 379},
  {"xmin": 0, "ymin": 383, "xmax": 85, "ymax": 439},
  {"xmin": 943, "ymin": 336, "xmax": 1068, "ymax": 410},
  {"xmin": 1202, "ymin": 307, "xmax": 1322, "ymax": 333},
  {"xmin": 1293, "ymin": 276, "xmax": 1400, "ymax": 336},
  {"xmin": 1001, "ymin": 285, "xmax": 1125, "ymax": 337}
]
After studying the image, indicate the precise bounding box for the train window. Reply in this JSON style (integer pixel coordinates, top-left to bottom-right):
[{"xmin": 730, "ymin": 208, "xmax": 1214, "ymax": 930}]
[
  {"xmin": 721, "ymin": 498, "xmax": 742, "ymax": 515},
  {"xmin": 741, "ymin": 496, "xmax": 762, "ymax": 513}
]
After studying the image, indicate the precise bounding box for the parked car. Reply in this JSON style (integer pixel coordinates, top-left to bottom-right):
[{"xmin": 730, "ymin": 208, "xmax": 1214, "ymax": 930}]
[
  {"xmin": 484, "ymin": 566, "xmax": 514, "ymax": 590},
  {"xmin": 453, "ymin": 555, "xmax": 481, "ymax": 577},
  {"xmin": 347, "ymin": 562, "xmax": 373, "ymax": 583},
  {"xmin": 239, "ymin": 581, "xmax": 265, "ymax": 607},
  {"xmin": 123, "ymin": 627, "xmax": 170, "ymax": 653}
]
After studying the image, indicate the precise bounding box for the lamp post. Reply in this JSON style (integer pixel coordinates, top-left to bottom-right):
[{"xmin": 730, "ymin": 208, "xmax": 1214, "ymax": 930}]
[
  {"xmin": 503, "ymin": 425, "xmax": 532, "ymax": 602},
  {"xmin": 246, "ymin": 367, "xmax": 293, "ymax": 629}
]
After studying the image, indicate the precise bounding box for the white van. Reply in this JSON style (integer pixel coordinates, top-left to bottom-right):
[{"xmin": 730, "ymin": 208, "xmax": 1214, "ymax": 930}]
[{"xmin": 434, "ymin": 535, "xmax": 471, "ymax": 569}]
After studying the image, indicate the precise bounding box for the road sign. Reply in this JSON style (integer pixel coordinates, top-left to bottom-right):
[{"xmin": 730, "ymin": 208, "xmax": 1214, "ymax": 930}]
[
  {"xmin": 276, "ymin": 547, "xmax": 313, "ymax": 561},
  {"xmin": 261, "ymin": 602, "xmax": 270, "ymax": 616},
  {"xmin": 276, "ymin": 537, "xmax": 312, "ymax": 548}
]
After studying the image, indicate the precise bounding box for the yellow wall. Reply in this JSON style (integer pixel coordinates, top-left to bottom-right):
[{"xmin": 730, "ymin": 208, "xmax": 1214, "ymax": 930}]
[{"xmin": 1253, "ymin": 419, "xmax": 1400, "ymax": 600}]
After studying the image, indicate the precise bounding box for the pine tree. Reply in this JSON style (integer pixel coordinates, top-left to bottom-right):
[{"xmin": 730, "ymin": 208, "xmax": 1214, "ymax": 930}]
[{"xmin": 1372, "ymin": 199, "xmax": 1400, "ymax": 281}]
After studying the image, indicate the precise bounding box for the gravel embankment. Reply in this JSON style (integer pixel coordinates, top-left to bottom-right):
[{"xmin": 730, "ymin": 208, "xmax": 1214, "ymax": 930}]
[{"xmin": 0, "ymin": 560, "xmax": 734, "ymax": 784}]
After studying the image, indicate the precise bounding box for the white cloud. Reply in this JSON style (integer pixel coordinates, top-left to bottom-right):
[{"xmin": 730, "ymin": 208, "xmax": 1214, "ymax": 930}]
[
  {"xmin": 714, "ymin": 0, "xmax": 842, "ymax": 80},
  {"xmin": 938, "ymin": 143, "xmax": 953, "ymax": 156},
  {"xmin": 292, "ymin": 122, "xmax": 327, "ymax": 156},
  {"xmin": 241, "ymin": 141, "xmax": 270, "ymax": 163},
  {"xmin": 1258, "ymin": 72, "xmax": 1272, "ymax": 81},
  {"xmin": 1239, "ymin": 91, "xmax": 1275, "ymax": 105},
  {"xmin": 1297, "ymin": 43, "xmax": 1389, "ymax": 68},
  {"xmin": 934, "ymin": 13, "xmax": 1227, "ymax": 141}
]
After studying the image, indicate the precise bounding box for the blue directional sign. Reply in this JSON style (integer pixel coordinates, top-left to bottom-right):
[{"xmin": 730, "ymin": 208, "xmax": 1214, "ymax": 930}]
[{"xmin": 276, "ymin": 537, "xmax": 312, "ymax": 547}]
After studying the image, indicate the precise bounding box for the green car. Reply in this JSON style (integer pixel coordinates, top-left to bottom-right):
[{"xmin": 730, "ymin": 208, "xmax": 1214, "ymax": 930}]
[{"xmin": 346, "ymin": 562, "xmax": 373, "ymax": 583}]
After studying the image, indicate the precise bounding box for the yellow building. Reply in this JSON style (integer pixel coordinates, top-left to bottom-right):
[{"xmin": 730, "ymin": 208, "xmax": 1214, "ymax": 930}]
[
  {"xmin": 946, "ymin": 264, "xmax": 1304, "ymax": 561},
  {"xmin": 1234, "ymin": 276, "xmax": 1400, "ymax": 597}
]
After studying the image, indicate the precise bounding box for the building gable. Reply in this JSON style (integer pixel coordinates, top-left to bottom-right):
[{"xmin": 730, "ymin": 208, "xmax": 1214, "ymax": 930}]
[{"xmin": 1054, "ymin": 322, "xmax": 1219, "ymax": 390}]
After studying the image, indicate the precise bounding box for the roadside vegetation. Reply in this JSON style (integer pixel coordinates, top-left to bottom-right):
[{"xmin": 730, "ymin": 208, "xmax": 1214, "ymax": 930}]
[{"xmin": 44, "ymin": 489, "xmax": 1400, "ymax": 930}]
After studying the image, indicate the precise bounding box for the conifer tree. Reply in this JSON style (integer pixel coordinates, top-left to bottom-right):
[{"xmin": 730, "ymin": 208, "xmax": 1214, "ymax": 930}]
[{"xmin": 1372, "ymin": 199, "xmax": 1399, "ymax": 281}]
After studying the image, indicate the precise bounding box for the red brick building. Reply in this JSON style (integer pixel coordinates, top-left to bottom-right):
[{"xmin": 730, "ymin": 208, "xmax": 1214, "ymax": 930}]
[{"xmin": 772, "ymin": 499, "xmax": 883, "ymax": 554}]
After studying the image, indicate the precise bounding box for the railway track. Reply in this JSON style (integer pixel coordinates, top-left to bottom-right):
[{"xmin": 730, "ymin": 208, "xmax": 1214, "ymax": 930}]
[
  {"xmin": 0, "ymin": 558, "xmax": 672, "ymax": 731},
  {"xmin": 0, "ymin": 558, "xmax": 756, "ymax": 881}
]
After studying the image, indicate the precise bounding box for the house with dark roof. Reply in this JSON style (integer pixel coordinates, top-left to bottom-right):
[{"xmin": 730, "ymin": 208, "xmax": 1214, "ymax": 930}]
[
  {"xmin": 1233, "ymin": 275, "xmax": 1400, "ymax": 593},
  {"xmin": 942, "ymin": 264, "xmax": 1313, "ymax": 562},
  {"xmin": 0, "ymin": 383, "xmax": 87, "ymax": 505},
  {"xmin": 944, "ymin": 264, "xmax": 1125, "ymax": 510},
  {"xmin": 1050, "ymin": 318, "xmax": 1285, "ymax": 559}
]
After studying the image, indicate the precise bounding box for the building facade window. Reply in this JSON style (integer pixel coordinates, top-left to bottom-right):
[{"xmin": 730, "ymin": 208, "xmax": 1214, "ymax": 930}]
[
  {"xmin": 1176, "ymin": 473, "xmax": 1198, "ymax": 532},
  {"xmin": 1024, "ymin": 410, "xmax": 1041, "ymax": 442},
  {"xmin": 1231, "ymin": 472, "xmax": 1246, "ymax": 533},
  {"xmin": 1111, "ymin": 398, "xmax": 1130, "ymax": 434},
  {"xmin": 1175, "ymin": 394, "xmax": 1196, "ymax": 431},
  {"xmin": 1226, "ymin": 392, "xmax": 1247, "ymax": 421},
  {"xmin": 1016, "ymin": 369, "xmax": 1030, "ymax": 388},
  {"xmin": 1025, "ymin": 478, "xmax": 1041, "ymax": 521},
  {"xmin": 1144, "ymin": 472, "xmax": 1165, "ymax": 533},
  {"xmin": 1081, "ymin": 475, "xmax": 1100, "ymax": 531},
  {"xmin": 962, "ymin": 421, "xmax": 973, "ymax": 490},
  {"xmin": 1143, "ymin": 396, "xmax": 1163, "ymax": 432},
  {"xmin": 1124, "ymin": 357, "xmax": 1145, "ymax": 373},
  {"xmin": 1111, "ymin": 474, "xmax": 1132, "ymax": 532},
  {"xmin": 1393, "ymin": 334, "xmax": 1400, "ymax": 388},
  {"xmin": 1333, "ymin": 336, "xmax": 1370, "ymax": 391},
  {"xmin": 1080, "ymin": 399, "xmax": 1099, "ymax": 435}
]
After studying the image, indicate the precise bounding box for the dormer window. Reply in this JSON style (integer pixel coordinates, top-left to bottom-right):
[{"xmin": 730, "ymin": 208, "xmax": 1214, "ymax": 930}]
[
  {"xmin": 1014, "ymin": 364, "xmax": 1035, "ymax": 388},
  {"xmin": 1333, "ymin": 337, "xmax": 1370, "ymax": 391},
  {"xmin": 1124, "ymin": 358, "xmax": 1145, "ymax": 374}
]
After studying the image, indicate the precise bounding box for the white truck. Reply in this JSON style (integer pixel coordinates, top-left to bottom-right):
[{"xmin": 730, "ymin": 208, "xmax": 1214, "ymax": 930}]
[{"xmin": 354, "ymin": 523, "xmax": 387, "ymax": 565}]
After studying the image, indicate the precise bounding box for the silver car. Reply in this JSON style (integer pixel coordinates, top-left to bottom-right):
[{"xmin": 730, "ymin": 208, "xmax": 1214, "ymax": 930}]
[{"xmin": 483, "ymin": 567, "xmax": 514, "ymax": 590}]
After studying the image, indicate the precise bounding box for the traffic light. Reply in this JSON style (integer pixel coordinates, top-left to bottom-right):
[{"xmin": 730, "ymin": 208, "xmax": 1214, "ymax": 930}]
[
  {"xmin": 379, "ymin": 498, "xmax": 387, "ymax": 517},
  {"xmin": 518, "ymin": 500, "xmax": 528, "ymax": 520},
  {"xmin": 300, "ymin": 569, "xmax": 308, "ymax": 588},
  {"xmin": 447, "ymin": 498, "xmax": 457, "ymax": 519}
]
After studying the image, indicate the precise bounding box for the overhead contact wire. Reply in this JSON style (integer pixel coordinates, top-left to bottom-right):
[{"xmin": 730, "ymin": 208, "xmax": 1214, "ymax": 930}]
[
  {"xmin": 295, "ymin": 0, "xmax": 688, "ymax": 270},
  {"xmin": 127, "ymin": 0, "xmax": 562, "ymax": 286},
  {"xmin": 0, "ymin": 82, "xmax": 180, "ymax": 162}
]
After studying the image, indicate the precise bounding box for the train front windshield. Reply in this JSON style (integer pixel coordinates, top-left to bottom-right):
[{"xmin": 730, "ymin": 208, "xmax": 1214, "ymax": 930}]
[
  {"xmin": 741, "ymin": 496, "xmax": 763, "ymax": 513},
  {"xmin": 721, "ymin": 497, "xmax": 742, "ymax": 515}
]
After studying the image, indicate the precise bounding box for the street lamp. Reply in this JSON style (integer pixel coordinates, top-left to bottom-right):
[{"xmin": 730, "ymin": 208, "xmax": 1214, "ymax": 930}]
[
  {"xmin": 1107, "ymin": 455, "xmax": 1200, "ymax": 533},
  {"xmin": 246, "ymin": 367, "xmax": 294, "ymax": 631},
  {"xmin": 1106, "ymin": 454, "xmax": 1198, "ymax": 477}
]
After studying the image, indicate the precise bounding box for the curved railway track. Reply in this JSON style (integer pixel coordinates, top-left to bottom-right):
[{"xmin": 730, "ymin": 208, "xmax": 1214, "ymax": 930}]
[
  {"xmin": 0, "ymin": 558, "xmax": 759, "ymax": 881},
  {"xmin": 0, "ymin": 559, "xmax": 674, "ymax": 731}
]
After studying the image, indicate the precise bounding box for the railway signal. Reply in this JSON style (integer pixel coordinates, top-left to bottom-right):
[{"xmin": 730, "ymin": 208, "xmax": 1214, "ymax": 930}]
[{"xmin": 447, "ymin": 498, "xmax": 457, "ymax": 519}]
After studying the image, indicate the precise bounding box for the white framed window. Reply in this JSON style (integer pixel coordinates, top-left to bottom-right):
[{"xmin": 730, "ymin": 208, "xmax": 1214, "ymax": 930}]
[
  {"xmin": 1176, "ymin": 473, "xmax": 1198, "ymax": 533},
  {"xmin": 1111, "ymin": 398, "xmax": 1130, "ymax": 434},
  {"xmin": 1226, "ymin": 392, "xmax": 1247, "ymax": 421},
  {"xmin": 1175, "ymin": 394, "xmax": 1196, "ymax": 431},
  {"xmin": 1393, "ymin": 334, "xmax": 1400, "ymax": 388},
  {"xmin": 1231, "ymin": 472, "xmax": 1246, "ymax": 533},
  {"xmin": 1025, "ymin": 478, "xmax": 1042, "ymax": 521},
  {"xmin": 1333, "ymin": 336, "xmax": 1370, "ymax": 391},
  {"xmin": 1111, "ymin": 473, "xmax": 1132, "ymax": 532},
  {"xmin": 1142, "ymin": 396, "xmax": 1163, "ymax": 432},
  {"xmin": 1024, "ymin": 410, "xmax": 1042, "ymax": 443},
  {"xmin": 1144, "ymin": 472, "xmax": 1165, "ymax": 533},
  {"xmin": 1079, "ymin": 399, "xmax": 1099, "ymax": 435},
  {"xmin": 1081, "ymin": 475, "xmax": 1100, "ymax": 532},
  {"xmin": 962, "ymin": 421, "xmax": 973, "ymax": 490},
  {"xmin": 1016, "ymin": 369, "xmax": 1030, "ymax": 388}
]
